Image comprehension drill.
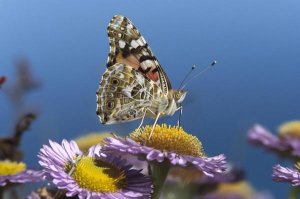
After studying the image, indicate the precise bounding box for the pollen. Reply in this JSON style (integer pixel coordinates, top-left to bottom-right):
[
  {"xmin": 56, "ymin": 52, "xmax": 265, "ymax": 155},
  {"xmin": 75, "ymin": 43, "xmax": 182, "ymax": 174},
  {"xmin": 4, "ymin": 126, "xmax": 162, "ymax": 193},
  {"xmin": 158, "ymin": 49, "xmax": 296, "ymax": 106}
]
[
  {"xmin": 0, "ymin": 160, "xmax": 26, "ymax": 176},
  {"xmin": 129, "ymin": 124, "xmax": 205, "ymax": 157},
  {"xmin": 278, "ymin": 121, "xmax": 300, "ymax": 139},
  {"xmin": 68, "ymin": 157, "xmax": 126, "ymax": 193}
]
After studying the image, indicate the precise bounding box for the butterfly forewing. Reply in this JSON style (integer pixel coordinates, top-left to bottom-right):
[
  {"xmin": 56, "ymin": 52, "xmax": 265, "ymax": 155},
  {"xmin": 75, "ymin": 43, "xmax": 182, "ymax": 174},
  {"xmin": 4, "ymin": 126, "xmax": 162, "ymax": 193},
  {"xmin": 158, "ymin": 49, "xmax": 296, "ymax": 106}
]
[{"xmin": 107, "ymin": 15, "xmax": 171, "ymax": 94}]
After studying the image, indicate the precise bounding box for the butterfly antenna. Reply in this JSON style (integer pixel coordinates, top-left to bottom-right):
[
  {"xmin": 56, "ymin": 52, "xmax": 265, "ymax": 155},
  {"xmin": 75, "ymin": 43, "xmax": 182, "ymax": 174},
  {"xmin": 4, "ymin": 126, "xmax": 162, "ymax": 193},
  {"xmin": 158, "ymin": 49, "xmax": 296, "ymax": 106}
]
[
  {"xmin": 178, "ymin": 64, "xmax": 196, "ymax": 89},
  {"xmin": 180, "ymin": 60, "xmax": 217, "ymax": 90}
]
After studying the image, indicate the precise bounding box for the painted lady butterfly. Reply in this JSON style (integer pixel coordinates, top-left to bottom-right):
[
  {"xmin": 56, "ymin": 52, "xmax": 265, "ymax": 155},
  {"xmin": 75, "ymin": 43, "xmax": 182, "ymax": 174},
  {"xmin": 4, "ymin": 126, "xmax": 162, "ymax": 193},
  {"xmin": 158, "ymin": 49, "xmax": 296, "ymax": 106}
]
[{"xmin": 96, "ymin": 15, "xmax": 186, "ymax": 125}]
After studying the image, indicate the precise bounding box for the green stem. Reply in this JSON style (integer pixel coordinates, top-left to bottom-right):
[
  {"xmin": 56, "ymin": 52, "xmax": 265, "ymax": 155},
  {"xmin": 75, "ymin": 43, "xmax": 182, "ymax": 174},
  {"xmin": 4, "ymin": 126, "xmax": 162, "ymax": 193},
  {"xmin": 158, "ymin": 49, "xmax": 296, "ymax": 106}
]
[
  {"xmin": 149, "ymin": 161, "xmax": 171, "ymax": 199},
  {"xmin": 289, "ymin": 186, "xmax": 300, "ymax": 199}
]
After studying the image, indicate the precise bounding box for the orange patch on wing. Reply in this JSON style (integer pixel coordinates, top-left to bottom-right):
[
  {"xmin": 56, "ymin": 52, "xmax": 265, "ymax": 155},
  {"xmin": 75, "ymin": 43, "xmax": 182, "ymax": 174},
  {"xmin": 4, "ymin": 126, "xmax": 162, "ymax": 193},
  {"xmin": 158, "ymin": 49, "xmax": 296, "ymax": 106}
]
[
  {"xmin": 146, "ymin": 71, "xmax": 159, "ymax": 81},
  {"xmin": 116, "ymin": 54, "xmax": 140, "ymax": 69}
]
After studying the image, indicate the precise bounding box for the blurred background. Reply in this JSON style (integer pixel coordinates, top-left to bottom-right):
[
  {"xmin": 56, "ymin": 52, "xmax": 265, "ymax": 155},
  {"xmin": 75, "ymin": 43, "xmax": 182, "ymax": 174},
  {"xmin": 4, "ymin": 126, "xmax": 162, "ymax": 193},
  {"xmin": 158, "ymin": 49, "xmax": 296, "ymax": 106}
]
[{"xmin": 1, "ymin": 0, "xmax": 300, "ymax": 197}]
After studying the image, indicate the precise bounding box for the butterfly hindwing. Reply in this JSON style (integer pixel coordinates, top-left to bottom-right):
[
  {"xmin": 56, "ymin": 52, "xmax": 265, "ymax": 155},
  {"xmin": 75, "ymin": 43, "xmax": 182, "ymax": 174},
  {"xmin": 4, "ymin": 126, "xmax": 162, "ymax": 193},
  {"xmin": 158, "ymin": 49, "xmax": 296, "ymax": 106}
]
[
  {"xmin": 96, "ymin": 63, "xmax": 163, "ymax": 124},
  {"xmin": 107, "ymin": 15, "xmax": 171, "ymax": 94}
]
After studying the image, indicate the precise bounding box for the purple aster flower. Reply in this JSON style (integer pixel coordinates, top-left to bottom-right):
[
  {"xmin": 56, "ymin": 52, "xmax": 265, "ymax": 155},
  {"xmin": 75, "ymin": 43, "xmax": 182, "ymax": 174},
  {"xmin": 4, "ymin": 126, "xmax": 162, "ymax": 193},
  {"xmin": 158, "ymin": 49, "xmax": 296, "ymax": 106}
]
[
  {"xmin": 0, "ymin": 160, "xmax": 44, "ymax": 186},
  {"xmin": 104, "ymin": 125, "xmax": 226, "ymax": 177},
  {"xmin": 272, "ymin": 164, "xmax": 300, "ymax": 186},
  {"xmin": 38, "ymin": 139, "xmax": 153, "ymax": 199},
  {"xmin": 248, "ymin": 124, "xmax": 289, "ymax": 151},
  {"xmin": 248, "ymin": 124, "xmax": 300, "ymax": 157}
]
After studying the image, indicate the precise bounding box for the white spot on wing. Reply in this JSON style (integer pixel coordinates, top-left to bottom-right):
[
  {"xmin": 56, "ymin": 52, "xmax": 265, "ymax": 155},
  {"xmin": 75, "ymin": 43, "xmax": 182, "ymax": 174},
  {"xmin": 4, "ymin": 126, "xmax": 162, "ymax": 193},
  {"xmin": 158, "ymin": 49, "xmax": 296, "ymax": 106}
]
[
  {"xmin": 131, "ymin": 40, "xmax": 139, "ymax": 48},
  {"xmin": 127, "ymin": 24, "xmax": 133, "ymax": 29},
  {"xmin": 137, "ymin": 37, "xmax": 146, "ymax": 46},
  {"xmin": 119, "ymin": 40, "xmax": 126, "ymax": 48},
  {"xmin": 140, "ymin": 37, "xmax": 146, "ymax": 44},
  {"xmin": 118, "ymin": 73, "xmax": 124, "ymax": 78},
  {"xmin": 136, "ymin": 73, "xmax": 145, "ymax": 85},
  {"xmin": 141, "ymin": 60, "xmax": 153, "ymax": 70},
  {"xmin": 115, "ymin": 63, "xmax": 124, "ymax": 71},
  {"xmin": 122, "ymin": 87, "xmax": 132, "ymax": 98}
]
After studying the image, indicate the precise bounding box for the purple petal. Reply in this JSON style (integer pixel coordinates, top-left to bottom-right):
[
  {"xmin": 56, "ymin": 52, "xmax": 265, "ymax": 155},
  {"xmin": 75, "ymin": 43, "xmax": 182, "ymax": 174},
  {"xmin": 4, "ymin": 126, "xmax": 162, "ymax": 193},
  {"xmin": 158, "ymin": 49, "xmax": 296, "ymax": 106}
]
[
  {"xmin": 273, "ymin": 165, "xmax": 300, "ymax": 186},
  {"xmin": 104, "ymin": 136, "xmax": 227, "ymax": 177},
  {"xmin": 248, "ymin": 124, "xmax": 290, "ymax": 151}
]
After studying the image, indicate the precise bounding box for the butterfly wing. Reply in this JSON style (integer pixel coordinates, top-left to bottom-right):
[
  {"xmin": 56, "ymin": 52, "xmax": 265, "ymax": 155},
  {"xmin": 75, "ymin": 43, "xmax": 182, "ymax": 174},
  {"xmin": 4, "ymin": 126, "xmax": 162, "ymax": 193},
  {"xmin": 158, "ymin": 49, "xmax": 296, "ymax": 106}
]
[
  {"xmin": 107, "ymin": 15, "xmax": 171, "ymax": 94},
  {"xmin": 96, "ymin": 63, "xmax": 164, "ymax": 124}
]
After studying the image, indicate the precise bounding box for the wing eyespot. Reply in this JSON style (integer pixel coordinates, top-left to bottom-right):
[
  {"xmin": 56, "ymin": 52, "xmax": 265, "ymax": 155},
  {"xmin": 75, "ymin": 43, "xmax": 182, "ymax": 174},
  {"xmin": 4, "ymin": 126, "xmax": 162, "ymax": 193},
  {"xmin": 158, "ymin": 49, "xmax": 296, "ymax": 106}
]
[
  {"xmin": 141, "ymin": 91, "xmax": 145, "ymax": 99},
  {"xmin": 111, "ymin": 78, "xmax": 120, "ymax": 86},
  {"xmin": 106, "ymin": 101, "xmax": 115, "ymax": 109}
]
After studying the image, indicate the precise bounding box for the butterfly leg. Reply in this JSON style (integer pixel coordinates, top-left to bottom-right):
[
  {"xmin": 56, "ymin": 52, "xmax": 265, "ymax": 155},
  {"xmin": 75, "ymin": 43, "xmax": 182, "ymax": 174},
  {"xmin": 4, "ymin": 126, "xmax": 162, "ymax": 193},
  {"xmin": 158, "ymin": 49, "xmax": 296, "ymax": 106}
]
[
  {"xmin": 177, "ymin": 103, "xmax": 183, "ymax": 127},
  {"xmin": 148, "ymin": 112, "xmax": 161, "ymax": 141},
  {"xmin": 53, "ymin": 154, "xmax": 83, "ymax": 198},
  {"xmin": 137, "ymin": 108, "xmax": 147, "ymax": 130}
]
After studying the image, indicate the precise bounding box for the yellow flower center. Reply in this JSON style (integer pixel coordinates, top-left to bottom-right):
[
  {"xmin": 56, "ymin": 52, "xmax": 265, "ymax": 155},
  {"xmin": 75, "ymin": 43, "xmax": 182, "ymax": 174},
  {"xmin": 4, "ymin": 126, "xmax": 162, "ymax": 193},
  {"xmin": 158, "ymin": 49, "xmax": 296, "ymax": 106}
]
[
  {"xmin": 66, "ymin": 157, "xmax": 126, "ymax": 193},
  {"xmin": 278, "ymin": 121, "xmax": 300, "ymax": 139},
  {"xmin": 217, "ymin": 181, "xmax": 254, "ymax": 199},
  {"xmin": 75, "ymin": 132, "xmax": 112, "ymax": 151},
  {"xmin": 0, "ymin": 160, "xmax": 26, "ymax": 176},
  {"xmin": 129, "ymin": 124, "xmax": 204, "ymax": 157}
]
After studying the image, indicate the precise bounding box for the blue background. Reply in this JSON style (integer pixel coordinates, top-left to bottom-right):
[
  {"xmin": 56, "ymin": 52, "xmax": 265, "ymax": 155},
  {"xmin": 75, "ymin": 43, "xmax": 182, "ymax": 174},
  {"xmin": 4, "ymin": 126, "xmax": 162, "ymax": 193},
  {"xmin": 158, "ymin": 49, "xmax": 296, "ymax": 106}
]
[{"xmin": 1, "ymin": 0, "xmax": 300, "ymax": 197}]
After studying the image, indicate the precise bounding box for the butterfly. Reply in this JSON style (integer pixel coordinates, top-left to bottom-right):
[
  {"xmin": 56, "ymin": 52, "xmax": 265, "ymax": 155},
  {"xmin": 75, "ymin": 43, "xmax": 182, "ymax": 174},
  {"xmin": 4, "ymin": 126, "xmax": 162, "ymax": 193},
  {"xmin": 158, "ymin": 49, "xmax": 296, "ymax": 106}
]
[{"xmin": 96, "ymin": 15, "xmax": 186, "ymax": 126}]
